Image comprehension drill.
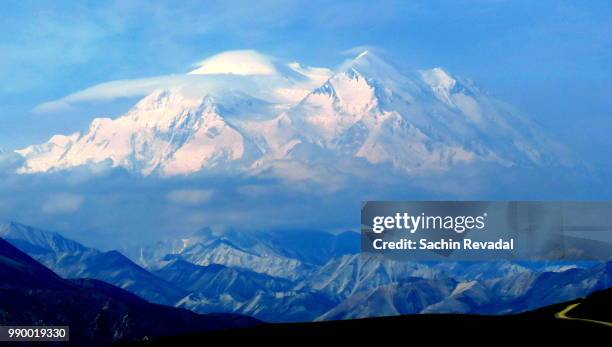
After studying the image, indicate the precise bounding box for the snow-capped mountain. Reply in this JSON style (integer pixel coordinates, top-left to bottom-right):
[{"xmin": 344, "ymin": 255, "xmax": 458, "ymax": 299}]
[
  {"xmin": 17, "ymin": 92, "xmax": 259, "ymax": 176},
  {"xmin": 15, "ymin": 51, "xmax": 569, "ymax": 178}
]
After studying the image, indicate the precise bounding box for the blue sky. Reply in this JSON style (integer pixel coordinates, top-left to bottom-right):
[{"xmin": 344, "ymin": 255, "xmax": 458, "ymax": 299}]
[
  {"xmin": 1, "ymin": 0, "xmax": 611, "ymax": 246},
  {"xmin": 1, "ymin": 0, "xmax": 611, "ymax": 160}
]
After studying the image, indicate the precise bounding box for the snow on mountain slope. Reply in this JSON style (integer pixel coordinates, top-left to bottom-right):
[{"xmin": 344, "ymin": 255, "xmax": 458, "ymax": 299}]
[
  {"xmin": 156, "ymin": 258, "xmax": 334, "ymax": 322},
  {"xmin": 17, "ymin": 91, "xmax": 257, "ymax": 176},
  {"xmin": 126, "ymin": 228, "xmax": 358, "ymax": 281},
  {"xmin": 154, "ymin": 258, "xmax": 293, "ymax": 297},
  {"xmin": 317, "ymin": 278, "xmax": 456, "ymax": 320},
  {"xmin": 15, "ymin": 50, "xmax": 568, "ymax": 179},
  {"xmin": 421, "ymin": 262, "xmax": 612, "ymax": 314},
  {"xmin": 315, "ymin": 262, "xmax": 611, "ymax": 319},
  {"xmin": 177, "ymin": 287, "xmax": 338, "ymax": 323},
  {"xmin": 127, "ymin": 229, "xmax": 313, "ymax": 280},
  {"xmin": 431, "ymin": 261, "xmax": 533, "ymax": 281},
  {"xmin": 296, "ymin": 254, "xmax": 442, "ymax": 300},
  {"xmin": 237, "ymin": 289, "xmax": 339, "ymax": 323}
]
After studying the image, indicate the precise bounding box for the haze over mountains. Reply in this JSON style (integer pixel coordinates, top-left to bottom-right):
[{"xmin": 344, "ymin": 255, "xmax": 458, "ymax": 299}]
[
  {"xmin": 1, "ymin": 222, "xmax": 609, "ymax": 323},
  {"xmin": 15, "ymin": 51, "xmax": 569, "ymax": 180}
]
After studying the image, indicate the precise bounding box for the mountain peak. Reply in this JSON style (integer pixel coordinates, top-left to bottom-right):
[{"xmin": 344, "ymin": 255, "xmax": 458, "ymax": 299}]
[
  {"xmin": 419, "ymin": 67, "xmax": 459, "ymax": 106},
  {"xmin": 0, "ymin": 221, "xmax": 88, "ymax": 254},
  {"xmin": 423, "ymin": 66, "xmax": 455, "ymax": 85},
  {"xmin": 15, "ymin": 52, "xmax": 566, "ymax": 178},
  {"xmin": 133, "ymin": 88, "xmax": 206, "ymax": 112},
  {"xmin": 339, "ymin": 50, "xmax": 404, "ymax": 87}
]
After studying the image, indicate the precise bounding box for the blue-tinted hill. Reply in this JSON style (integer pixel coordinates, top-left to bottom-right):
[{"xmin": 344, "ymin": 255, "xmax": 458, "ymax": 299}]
[{"xmin": 0, "ymin": 237, "xmax": 259, "ymax": 345}]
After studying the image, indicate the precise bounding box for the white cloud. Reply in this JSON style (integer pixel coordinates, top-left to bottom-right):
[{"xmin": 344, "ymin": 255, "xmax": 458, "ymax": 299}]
[
  {"xmin": 33, "ymin": 75, "xmax": 190, "ymax": 114},
  {"xmin": 33, "ymin": 100, "xmax": 73, "ymax": 114},
  {"xmin": 33, "ymin": 69, "xmax": 288, "ymax": 115},
  {"xmin": 189, "ymin": 50, "xmax": 278, "ymax": 76},
  {"xmin": 32, "ymin": 50, "xmax": 332, "ymax": 114},
  {"xmin": 167, "ymin": 189, "xmax": 213, "ymax": 205},
  {"xmin": 0, "ymin": 150, "xmax": 23, "ymax": 173},
  {"xmin": 41, "ymin": 193, "xmax": 84, "ymax": 214}
]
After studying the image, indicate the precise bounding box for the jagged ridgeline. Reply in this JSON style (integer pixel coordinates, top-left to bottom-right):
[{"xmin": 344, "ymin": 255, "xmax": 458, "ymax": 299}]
[
  {"xmin": 15, "ymin": 51, "xmax": 571, "ymax": 180},
  {"xmin": 1, "ymin": 222, "xmax": 609, "ymax": 323}
]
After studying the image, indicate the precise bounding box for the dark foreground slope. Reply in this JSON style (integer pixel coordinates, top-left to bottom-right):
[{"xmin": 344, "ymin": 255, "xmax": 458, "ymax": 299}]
[
  {"xmin": 0, "ymin": 238, "xmax": 259, "ymax": 345},
  {"xmin": 134, "ymin": 288, "xmax": 611, "ymax": 345}
]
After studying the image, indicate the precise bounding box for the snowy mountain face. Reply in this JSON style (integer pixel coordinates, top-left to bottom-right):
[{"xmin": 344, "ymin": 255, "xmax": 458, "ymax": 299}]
[
  {"xmin": 17, "ymin": 92, "xmax": 258, "ymax": 176},
  {"xmin": 157, "ymin": 259, "xmax": 336, "ymax": 322},
  {"xmin": 15, "ymin": 51, "xmax": 567, "ymax": 179},
  {"xmin": 154, "ymin": 258, "xmax": 293, "ymax": 297},
  {"xmin": 317, "ymin": 278, "xmax": 457, "ymax": 320},
  {"xmin": 126, "ymin": 228, "xmax": 359, "ymax": 281},
  {"xmin": 294, "ymin": 254, "xmax": 442, "ymax": 300}
]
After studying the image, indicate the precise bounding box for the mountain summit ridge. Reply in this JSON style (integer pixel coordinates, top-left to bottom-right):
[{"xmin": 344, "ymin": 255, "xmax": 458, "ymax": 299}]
[{"xmin": 15, "ymin": 51, "xmax": 569, "ymax": 179}]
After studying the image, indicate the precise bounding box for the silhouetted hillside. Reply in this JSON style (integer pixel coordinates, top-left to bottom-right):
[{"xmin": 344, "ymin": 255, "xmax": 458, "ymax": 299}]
[
  {"xmin": 0, "ymin": 238, "xmax": 259, "ymax": 345},
  {"xmin": 133, "ymin": 288, "xmax": 611, "ymax": 345}
]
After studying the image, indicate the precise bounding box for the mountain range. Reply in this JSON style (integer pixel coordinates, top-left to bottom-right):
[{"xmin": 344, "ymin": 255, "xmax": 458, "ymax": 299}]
[
  {"xmin": 0, "ymin": 222, "xmax": 186, "ymax": 305},
  {"xmin": 0, "ymin": 234, "xmax": 258, "ymax": 345},
  {"xmin": 1, "ymin": 221, "xmax": 609, "ymax": 323},
  {"xmin": 14, "ymin": 51, "xmax": 570, "ymax": 180}
]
